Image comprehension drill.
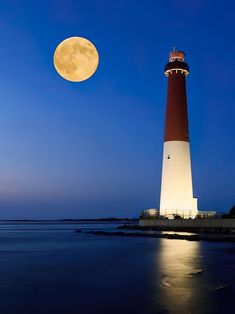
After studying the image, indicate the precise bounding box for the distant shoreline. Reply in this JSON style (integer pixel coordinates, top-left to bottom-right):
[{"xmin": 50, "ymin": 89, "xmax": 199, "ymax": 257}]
[{"xmin": 0, "ymin": 218, "xmax": 138, "ymax": 222}]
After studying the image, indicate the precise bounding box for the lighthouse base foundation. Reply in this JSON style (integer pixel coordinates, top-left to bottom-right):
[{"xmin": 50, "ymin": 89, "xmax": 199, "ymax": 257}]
[{"xmin": 139, "ymin": 218, "xmax": 235, "ymax": 232}]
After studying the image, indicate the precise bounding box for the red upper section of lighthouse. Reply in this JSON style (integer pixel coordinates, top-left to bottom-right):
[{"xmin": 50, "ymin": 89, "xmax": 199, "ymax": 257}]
[{"xmin": 164, "ymin": 50, "xmax": 190, "ymax": 142}]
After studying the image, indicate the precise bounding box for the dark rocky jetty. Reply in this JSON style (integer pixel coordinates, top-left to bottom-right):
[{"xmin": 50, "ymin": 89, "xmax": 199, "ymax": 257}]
[{"xmin": 76, "ymin": 229, "xmax": 235, "ymax": 243}]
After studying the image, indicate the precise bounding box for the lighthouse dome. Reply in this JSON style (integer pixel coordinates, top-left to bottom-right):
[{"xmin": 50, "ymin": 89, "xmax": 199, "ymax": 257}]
[{"xmin": 169, "ymin": 50, "xmax": 185, "ymax": 62}]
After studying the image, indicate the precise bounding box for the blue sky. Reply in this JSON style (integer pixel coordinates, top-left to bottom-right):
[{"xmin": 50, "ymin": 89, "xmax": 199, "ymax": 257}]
[{"xmin": 0, "ymin": 0, "xmax": 234, "ymax": 218}]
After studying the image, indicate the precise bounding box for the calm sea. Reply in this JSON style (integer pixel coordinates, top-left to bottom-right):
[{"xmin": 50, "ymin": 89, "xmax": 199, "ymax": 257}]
[{"xmin": 0, "ymin": 221, "xmax": 234, "ymax": 314}]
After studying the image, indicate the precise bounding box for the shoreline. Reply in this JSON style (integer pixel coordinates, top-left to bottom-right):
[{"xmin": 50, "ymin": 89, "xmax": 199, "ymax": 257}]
[{"xmin": 118, "ymin": 224, "xmax": 235, "ymax": 234}]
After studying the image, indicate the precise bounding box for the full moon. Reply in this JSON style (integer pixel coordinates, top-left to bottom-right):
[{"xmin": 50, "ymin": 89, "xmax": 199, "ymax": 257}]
[{"xmin": 53, "ymin": 37, "xmax": 99, "ymax": 82}]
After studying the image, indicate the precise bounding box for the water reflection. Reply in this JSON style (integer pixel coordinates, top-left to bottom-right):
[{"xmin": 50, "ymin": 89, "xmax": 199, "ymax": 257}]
[{"xmin": 157, "ymin": 239, "xmax": 203, "ymax": 313}]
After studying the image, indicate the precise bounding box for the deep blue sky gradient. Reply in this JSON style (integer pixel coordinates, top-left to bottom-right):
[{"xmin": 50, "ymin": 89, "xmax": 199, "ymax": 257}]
[{"xmin": 0, "ymin": 0, "xmax": 234, "ymax": 218}]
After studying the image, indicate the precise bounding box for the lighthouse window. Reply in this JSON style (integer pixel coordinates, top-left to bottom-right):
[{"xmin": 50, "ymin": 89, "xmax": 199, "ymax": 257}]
[{"xmin": 167, "ymin": 155, "xmax": 171, "ymax": 159}]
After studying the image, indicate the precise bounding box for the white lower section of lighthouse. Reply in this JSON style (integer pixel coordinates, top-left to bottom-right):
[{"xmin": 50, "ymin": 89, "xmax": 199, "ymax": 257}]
[{"xmin": 160, "ymin": 141, "xmax": 198, "ymax": 219}]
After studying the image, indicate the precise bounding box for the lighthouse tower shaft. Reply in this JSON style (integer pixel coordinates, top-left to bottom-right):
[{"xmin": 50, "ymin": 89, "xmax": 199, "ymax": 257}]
[{"xmin": 160, "ymin": 50, "xmax": 198, "ymax": 219}]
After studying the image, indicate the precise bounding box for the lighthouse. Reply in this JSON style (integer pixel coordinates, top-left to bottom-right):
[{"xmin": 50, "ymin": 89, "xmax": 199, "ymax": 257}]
[{"xmin": 160, "ymin": 50, "xmax": 198, "ymax": 219}]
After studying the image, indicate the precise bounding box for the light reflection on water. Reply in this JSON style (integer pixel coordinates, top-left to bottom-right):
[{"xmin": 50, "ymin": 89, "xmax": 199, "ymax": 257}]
[
  {"xmin": 161, "ymin": 231, "xmax": 197, "ymax": 236},
  {"xmin": 157, "ymin": 239, "xmax": 203, "ymax": 313}
]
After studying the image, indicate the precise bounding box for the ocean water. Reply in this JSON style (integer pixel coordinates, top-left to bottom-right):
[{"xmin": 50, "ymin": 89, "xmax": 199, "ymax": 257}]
[{"xmin": 0, "ymin": 222, "xmax": 234, "ymax": 314}]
